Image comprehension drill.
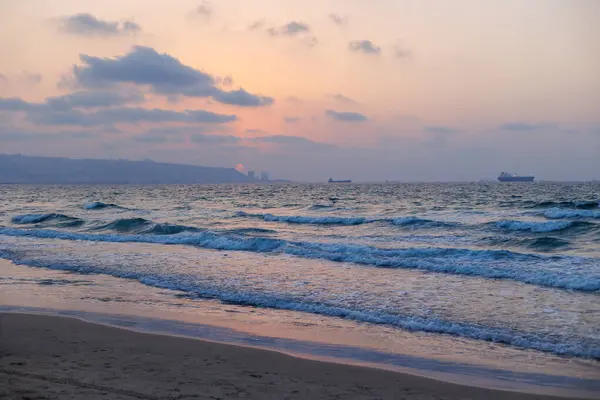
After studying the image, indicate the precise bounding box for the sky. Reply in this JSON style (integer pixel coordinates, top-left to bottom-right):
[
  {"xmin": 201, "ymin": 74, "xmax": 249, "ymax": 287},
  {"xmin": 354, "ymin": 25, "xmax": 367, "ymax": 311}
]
[{"xmin": 0, "ymin": 0, "xmax": 599, "ymax": 182}]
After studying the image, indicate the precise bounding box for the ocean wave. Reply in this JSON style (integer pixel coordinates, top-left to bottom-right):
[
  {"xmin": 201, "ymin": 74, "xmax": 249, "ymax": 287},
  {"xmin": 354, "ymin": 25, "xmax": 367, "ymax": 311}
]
[
  {"xmin": 11, "ymin": 213, "xmax": 82, "ymax": 226},
  {"xmin": 92, "ymin": 217, "xmax": 152, "ymax": 232},
  {"xmin": 226, "ymin": 227, "xmax": 278, "ymax": 235},
  {"xmin": 1, "ymin": 226, "xmax": 598, "ymax": 292},
  {"xmin": 237, "ymin": 211, "xmax": 456, "ymax": 228},
  {"xmin": 542, "ymin": 208, "xmax": 600, "ymax": 219},
  {"xmin": 92, "ymin": 218, "xmax": 200, "ymax": 235},
  {"xmin": 391, "ymin": 217, "xmax": 456, "ymax": 228},
  {"xmin": 485, "ymin": 236, "xmax": 571, "ymax": 251},
  {"xmin": 83, "ymin": 201, "xmax": 124, "ymax": 210},
  {"xmin": 495, "ymin": 220, "xmax": 578, "ymax": 233},
  {"xmin": 2, "ymin": 253, "xmax": 598, "ymax": 360},
  {"xmin": 281, "ymin": 203, "xmax": 304, "ymax": 208},
  {"xmin": 529, "ymin": 200, "xmax": 599, "ymax": 210},
  {"xmin": 236, "ymin": 211, "xmax": 370, "ymax": 225},
  {"xmin": 525, "ymin": 237, "xmax": 571, "ymax": 250},
  {"xmin": 11, "ymin": 212, "xmax": 200, "ymax": 236},
  {"xmin": 308, "ymin": 204, "xmax": 334, "ymax": 210},
  {"xmin": 144, "ymin": 223, "xmax": 202, "ymax": 235}
]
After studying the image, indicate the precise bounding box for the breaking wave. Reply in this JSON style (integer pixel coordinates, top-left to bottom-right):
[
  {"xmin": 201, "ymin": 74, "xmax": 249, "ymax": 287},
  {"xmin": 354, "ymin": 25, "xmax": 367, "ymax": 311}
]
[
  {"xmin": 0, "ymin": 225, "xmax": 598, "ymax": 292},
  {"xmin": 2, "ymin": 253, "xmax": 598, "ymax": 360},
  {"xmin": 541, "ymin": 208, "xmax": 600, "ymax": 219},
  {"xmin": 494, "ymin": 220, "xmax": 595, "ymax": 234},
  {"xmin": 236, "ymin": 211, "xmax": 457, "ymax": 228},
  {"xmin": 236, "ymin": 211, "xmax": 370, "ymax": 225}
]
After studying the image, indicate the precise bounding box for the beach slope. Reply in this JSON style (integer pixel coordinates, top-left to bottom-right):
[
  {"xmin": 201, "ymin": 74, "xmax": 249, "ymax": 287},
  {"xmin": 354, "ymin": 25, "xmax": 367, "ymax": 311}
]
[{"xmin": 0, "ymin": 313, "xmax": 580, "ymax": 399}]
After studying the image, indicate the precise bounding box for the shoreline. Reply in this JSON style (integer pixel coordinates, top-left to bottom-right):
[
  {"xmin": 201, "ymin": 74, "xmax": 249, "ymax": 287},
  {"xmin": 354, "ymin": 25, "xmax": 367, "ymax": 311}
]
[
  {"xmin": 1, "ymin": 255, "xmax": 600, "ymax": 399},
  {"xmin": 0, "ymin": 312, "xmax": 592, "ymax": 399}
]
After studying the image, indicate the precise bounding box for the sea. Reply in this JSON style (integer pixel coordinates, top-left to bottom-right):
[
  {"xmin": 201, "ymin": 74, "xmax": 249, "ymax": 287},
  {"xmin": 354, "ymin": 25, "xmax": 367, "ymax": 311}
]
[{"xmin": 1, "ymin": 182, "xmax": 599, "ymax": 396}]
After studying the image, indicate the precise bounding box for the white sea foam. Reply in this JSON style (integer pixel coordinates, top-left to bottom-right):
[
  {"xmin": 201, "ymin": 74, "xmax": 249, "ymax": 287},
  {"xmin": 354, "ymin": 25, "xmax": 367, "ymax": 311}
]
[
  {"xmin": 2, "ymin": 252, "xmax": 599, "ymax": 360},
  {"xmin": 1, "ymin": 226, "xmax": 598, "ymax": 292},
  {"xmin": 237, "ymin": 211, "xmax": 453, "ymax": 228},
  {"xmin": 542, "ymin": 208, "xmax": 600, "ymax": 219},
  {"xmin": 495, "ymin": 220, "xmax": 573, "ymax": 233}
]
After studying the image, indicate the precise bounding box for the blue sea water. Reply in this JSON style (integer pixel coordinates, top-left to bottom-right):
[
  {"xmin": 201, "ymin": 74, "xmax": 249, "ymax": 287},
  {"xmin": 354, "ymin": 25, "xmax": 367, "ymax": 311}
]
[{"xmin": 1, "ymin": 182, "xmax": 599, "ymax": 387}]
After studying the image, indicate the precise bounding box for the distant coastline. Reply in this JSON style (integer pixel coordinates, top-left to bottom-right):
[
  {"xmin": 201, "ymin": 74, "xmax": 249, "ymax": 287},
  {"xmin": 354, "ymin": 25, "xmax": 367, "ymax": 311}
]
[{"xmin": 0, "ymin": 154, "xmax": 258, "ymax": 184}]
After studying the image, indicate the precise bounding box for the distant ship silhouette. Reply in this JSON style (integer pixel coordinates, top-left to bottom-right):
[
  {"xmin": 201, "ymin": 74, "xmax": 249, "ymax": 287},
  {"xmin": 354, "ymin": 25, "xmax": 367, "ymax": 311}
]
[
  {"xmin": 328, "ymin": 178, "xmax": 352, "ymax": 183},
  {"xmin": 497, "ymin": 172, "xmax": 535, "ymax": 182}
]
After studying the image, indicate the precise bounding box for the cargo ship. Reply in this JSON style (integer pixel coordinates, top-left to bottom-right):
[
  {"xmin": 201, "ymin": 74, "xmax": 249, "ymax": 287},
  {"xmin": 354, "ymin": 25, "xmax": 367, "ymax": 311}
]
[
  {"xmin": 328, "ymin": 178, "xmax": 352, "ymax": 183},
  {"xmin": 497, "ymin": 172, "xmax": 535, "ymax": 182}
]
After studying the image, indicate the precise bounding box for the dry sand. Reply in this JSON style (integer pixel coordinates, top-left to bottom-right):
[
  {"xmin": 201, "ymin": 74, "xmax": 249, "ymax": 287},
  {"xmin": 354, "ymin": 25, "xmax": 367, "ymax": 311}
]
[{"xmin": 0, "ymin": 313, "xmax": 583, "ymax": 400}]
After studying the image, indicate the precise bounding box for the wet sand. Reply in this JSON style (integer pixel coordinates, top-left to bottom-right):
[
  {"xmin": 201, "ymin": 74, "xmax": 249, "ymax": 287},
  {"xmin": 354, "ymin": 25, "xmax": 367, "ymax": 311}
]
[{"xmin": 0, "ymin": 313, "xmax": 585, "ymax": 400}]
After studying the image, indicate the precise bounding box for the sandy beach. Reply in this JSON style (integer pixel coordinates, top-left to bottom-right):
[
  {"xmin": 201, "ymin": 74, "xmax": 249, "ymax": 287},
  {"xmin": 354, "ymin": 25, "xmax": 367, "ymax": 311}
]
[{"xmin": 0, "ymin": 313, "xmax": 585, "ymax": 400}]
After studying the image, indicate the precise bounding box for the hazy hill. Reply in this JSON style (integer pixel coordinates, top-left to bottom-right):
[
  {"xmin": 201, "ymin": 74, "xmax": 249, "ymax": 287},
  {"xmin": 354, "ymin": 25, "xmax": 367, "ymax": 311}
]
[{"xmin": 0, "ymin": 154, "xmax": 252, "ymax": 184}]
